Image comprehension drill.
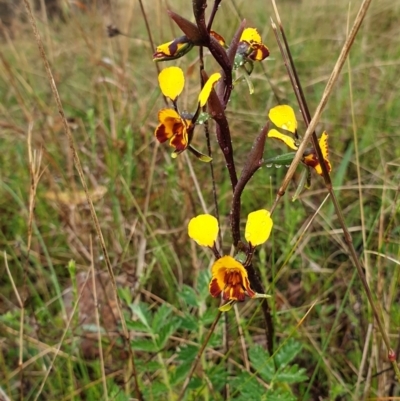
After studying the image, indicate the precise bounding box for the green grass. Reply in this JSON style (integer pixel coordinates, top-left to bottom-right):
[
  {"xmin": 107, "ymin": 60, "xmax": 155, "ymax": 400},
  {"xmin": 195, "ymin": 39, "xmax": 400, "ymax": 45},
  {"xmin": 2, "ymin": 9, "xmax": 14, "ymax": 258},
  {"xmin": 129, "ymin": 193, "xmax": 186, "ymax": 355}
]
[{"xmin": 0, "ymin": 0, "xmax": 399, "ymax": 400}]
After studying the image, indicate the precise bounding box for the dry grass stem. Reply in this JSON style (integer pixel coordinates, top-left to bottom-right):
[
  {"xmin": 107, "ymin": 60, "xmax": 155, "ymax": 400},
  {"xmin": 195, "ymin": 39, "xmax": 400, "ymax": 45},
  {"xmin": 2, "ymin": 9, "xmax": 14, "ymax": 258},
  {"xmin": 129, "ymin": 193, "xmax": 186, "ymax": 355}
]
[
  {"xmin": 21, "ymin": 0, "xmax": 142, "ymax": 398},
  {"xmin": 89, "ymin": 238, "xmax": 108, "ymax": 400}
]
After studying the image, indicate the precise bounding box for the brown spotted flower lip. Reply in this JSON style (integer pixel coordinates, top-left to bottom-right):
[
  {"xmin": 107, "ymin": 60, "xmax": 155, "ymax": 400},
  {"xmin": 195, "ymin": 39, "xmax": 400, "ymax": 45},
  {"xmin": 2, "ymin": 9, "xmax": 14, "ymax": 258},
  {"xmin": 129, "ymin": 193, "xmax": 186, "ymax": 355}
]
[
  {"xmin": 209, "ymin": 256, "xmax": 256, "ymax": 302},
  {"xmin": 155, "ymin": 108, "xmax": 192, "ymax": 152},
  {"xmin": 239, "ymin": 28, "xmax": 270, "ymax": 62}
]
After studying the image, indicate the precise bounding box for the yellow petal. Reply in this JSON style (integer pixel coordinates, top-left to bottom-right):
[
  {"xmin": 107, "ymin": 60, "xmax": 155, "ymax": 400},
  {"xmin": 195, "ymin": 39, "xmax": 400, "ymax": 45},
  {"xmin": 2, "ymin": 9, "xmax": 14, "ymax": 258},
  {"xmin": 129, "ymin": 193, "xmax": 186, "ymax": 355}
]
[
  {"xmin": 268, "ymin": 129, "xmax": 298, "ymax": 150},
  {"xmin": 248, "ymin": 44, "xmax": 270, "ymax": 61},
  {"xmin": 158, "ymin": 108, "xmax": 181, "ymax": 123},
  {"xmin": 198, "ymin": 73, "xmax": 221, "ymax": 107},
  {"xmin": 245, "ymin": 209, "xmax": 273, "ymax": 246},
  {"xmin": 188, "ymin": 214, "xmax": 219, "ymax": 247},
  {"xmin": 319, "ymin": 131, "xmax": 330, "ymax": 161},
  {"xmin": 240, "ymin": 27, "xmax": 262, "ymax": 45},
  {"xmin": 315, "ymin": 131, "xmax": 332, "ymax": 175},
  {"xmin": 158, "ymin": 66, "xmax": 185, "ymax": 101},
  {"xmin": 268, "ymin": 105, "xmax": 297, "ymax": 134}
]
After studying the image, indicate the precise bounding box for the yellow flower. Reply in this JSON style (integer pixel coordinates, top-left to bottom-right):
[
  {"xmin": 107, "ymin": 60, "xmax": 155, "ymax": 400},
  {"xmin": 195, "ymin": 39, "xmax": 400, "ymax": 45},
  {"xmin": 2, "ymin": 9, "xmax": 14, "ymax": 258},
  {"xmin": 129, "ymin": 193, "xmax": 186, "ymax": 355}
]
[
  {"xmin": 238, "ymin": 28, "xmax": 270, "ymax": 62},
  {"xmin": 188, "ymin": 210, "xmax": 273, "ymax": 307},
  {"xmin": 153, "ymin": 30, "xmax": 225, "ymax": 62},
  {"xmin": 209, "ymin": 256, "xmax": 255, "ymax": 301},
  {"xmin": 303, "ymin": 132, "xmax": 331, "ymax": 175},
  {"xmin": 155, "ymin": 67, "xmax": 221, "ymax": 157},
  {"xmin": 155, "ymin": 109, "xmax": 192, "ymax": 153},
  {"xmin": 153, "ymin": 36, "xmax": 194, "ymax": 61},
  {"xmin": 268, "ymin": 105, "xmax": 332, "ymax": 175}
]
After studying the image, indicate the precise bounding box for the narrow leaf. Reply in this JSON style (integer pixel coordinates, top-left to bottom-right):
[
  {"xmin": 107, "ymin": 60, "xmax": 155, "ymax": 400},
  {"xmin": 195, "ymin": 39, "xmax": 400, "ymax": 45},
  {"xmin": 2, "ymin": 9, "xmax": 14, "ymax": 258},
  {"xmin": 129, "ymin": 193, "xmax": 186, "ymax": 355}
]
[{"xmin": 264, "ymin": 152, "xmax": 296, "ymax": 166}]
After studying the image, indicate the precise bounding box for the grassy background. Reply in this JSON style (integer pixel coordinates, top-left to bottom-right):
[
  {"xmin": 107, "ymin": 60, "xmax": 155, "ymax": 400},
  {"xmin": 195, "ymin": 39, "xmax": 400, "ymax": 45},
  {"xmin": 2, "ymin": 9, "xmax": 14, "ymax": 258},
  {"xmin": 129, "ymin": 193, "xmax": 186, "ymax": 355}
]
[{"xmin": 0, "ymin": 0, "xmax": 399, "ymax": 399}]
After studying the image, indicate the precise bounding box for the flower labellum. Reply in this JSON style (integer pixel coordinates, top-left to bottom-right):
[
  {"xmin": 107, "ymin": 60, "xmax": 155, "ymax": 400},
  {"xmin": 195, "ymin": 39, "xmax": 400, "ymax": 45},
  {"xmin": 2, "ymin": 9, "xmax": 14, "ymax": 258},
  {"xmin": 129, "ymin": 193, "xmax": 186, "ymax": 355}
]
[
  {"xmin": 238, "ymin": 28, "xmax": 270, "ymax": 62},
  {"xmin": 303, "ymin": 131, "xmax": 332, "ymax": 175},
  {"xmin": 209, "ymin": 256, "xmax": 256, "ymax": 301},
  {"xmin": 155, "ymin": 109, "xmax": 192, "ymax": 152}
]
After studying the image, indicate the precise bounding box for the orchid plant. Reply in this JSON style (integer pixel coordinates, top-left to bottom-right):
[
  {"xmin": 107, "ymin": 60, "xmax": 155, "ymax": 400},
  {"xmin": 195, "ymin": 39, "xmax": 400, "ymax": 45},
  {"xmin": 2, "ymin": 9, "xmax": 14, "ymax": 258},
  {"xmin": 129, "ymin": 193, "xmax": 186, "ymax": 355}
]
[
  {"xmin": 152, "ymin": 10, "xmax": 332, "ymax": 315},
  {"xmin": 149, "ymin": 1, "xmax": 334, "ymax": 393}
]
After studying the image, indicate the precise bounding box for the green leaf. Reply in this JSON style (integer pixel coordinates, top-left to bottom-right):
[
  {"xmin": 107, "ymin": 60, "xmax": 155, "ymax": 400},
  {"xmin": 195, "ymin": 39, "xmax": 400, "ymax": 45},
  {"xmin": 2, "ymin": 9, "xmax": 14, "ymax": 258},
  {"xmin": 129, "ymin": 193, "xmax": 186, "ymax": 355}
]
[
  {"xmin": 207, "ymin": 329, "xmax": 222, "ymax": 348},
  {"xmin": 276, "ymin": 365, "xmax": 308, "ymax": 384},
  {"xmin": 179, "ymin": 284, "xmax": 199, "ymax": 307},
  {"xmin": 177, "ymin": 344, "xmax": 198, "ymax": 363},
  {"xmin": 187, "ymin": 376, "xmax": 203, "ymax": 390},
  {"xmin": 142, "ymin": 381, "xmax": 169, "ymax": 398},
  {"xmin": 156, "ymin": 318, "xmax": 181, "ymax": 350},
  {"xmin": 201, "ymin": 308, "xmax": 218, "ymax": 326},
  {"xmin": 207, "ymin": 364, "xmax": 229, "ymax": 392},
  {"xmin": 292, "ymin": 167, "xmax": 309, "ymax": 202},
  {"xmin": 170, "ymin": 362, "xmax": 192, "ymax": 386},
  {"xmin": 126, "ymin": 320, "xmax": 149, "ymax": 332},
  {"xmin": 152, "ymin": 303, "xmax": 173, "ymax": 332},
  {"xmin": 180, "ymin": 313, "xmax": 198, "ymax": 331},
  {"xmin": 130, "ymin": 338, "xmax": 158, "ymax": 352},
  {"xmin": 136, "ymin": 360, "xmax": 163, "ymax": 373},
  {"xmin": 275, "ymin": 339, "xmax": 303, "ymax": 368},
  {"xmin": 230, "ymin": 371, "xmax": 266, "ymax": 400},
  {"xmin": 130, "ymin": 303, "xmax": 152, "ymax": 330},
  {"xmin": 196, "ymin": 269, "xmax": 211, "ymax": 299},
  {"xmin": 264, "ymin": 152, "xmax": 296, "ymax": 166},
  {"xmin": 109, "ymin": 383, "xmax": 130, "ymax": 401},
  {"xmin": 265, "ymin": 387, "xmax": 297, "ymax": 401},
  {"xmin": 249, "ymin": 344, "xmax": 275, "ymax": 382}
]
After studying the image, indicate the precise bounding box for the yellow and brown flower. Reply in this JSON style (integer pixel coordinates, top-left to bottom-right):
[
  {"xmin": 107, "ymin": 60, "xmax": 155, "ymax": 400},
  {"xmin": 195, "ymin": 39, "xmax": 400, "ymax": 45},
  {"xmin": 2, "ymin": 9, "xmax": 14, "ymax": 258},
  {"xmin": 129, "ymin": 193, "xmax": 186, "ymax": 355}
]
[
  {"xmin": 209, "ymin": 256, "xmax": 255, "ymax": 301},
  {"xmin": 188, "ymin": 210, "xmax": 273, "ymax": 309},
  {"xmin": 155, "ymin": 109, "xmax": 193, "ymax": 153},
  {"xmin": 268, "ymin": 105, "xmax": 332, "ymax": 175},
  {"xmin": 238, "ymin": 27, "xmax": 270, "ymax": 62},
  {"xmin": 153, "ymin": 36, "xmax": 194, "ymax": 61},
  {"xmin": 153, "ymin": 30, "xmax": 226, "ymax": 62},
  {"xmin": 155, "ymin": 66, "xmax": 221, "ymax": 157}
]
